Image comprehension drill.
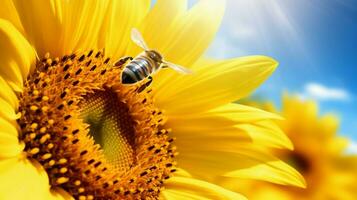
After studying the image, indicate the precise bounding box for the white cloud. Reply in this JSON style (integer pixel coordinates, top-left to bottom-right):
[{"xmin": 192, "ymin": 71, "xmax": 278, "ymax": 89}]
[
  {"xmin": 346, "ymin": 141, "xmax": 357, "ymax": 154},
  {"xmin": 299, "ymin": 82, "xmax": 351, "ymax": 102}
]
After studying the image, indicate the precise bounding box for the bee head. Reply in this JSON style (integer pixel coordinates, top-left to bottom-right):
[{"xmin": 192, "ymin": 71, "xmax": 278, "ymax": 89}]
[{"xmin": 146, "ymin": 50, "xmax": 163, "ymax": 63}]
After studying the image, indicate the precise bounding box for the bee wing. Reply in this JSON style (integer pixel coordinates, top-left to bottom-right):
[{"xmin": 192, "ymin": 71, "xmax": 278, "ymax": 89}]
[
  {"xmin": 131, "ymin": 28, "xmax": 149, "ymax": 50},
  {"xmin": 163, "ymin": 60, "xmax": 193, "ymax": 74}
]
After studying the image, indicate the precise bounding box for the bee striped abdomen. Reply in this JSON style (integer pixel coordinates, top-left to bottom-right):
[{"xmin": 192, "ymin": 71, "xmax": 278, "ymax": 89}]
[{"xmin": 121, "ymin": 56, "xmax": 155, "ymax": 84}]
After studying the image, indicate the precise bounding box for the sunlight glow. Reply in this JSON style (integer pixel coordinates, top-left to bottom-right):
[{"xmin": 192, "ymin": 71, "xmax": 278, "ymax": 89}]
[{"xmin": 208, "ymin": 0, "xmax": 305, "ymax": 58}]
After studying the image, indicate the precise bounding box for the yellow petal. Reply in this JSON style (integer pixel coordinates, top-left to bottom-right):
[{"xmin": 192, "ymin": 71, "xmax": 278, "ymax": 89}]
[
  {"xmin": 327, "ymin": 136, "xmax": 349, "ymax": 155},
  {"xmin": 197, "ymin": 104, "xmax": 292, "ymax": 149},
  {"xmin": 14, "ymin": 0, "xmax": 108, "ymax": 57},
  {"xmin": 0, "ymin": 117, "xmax": 18, "ymax": 137},
  {"xmin": 235, "ymin": 121, "xmax": 293, "ymax": 150},
  {"xmin": 155, "ymin": 56, "xmax": 278, "ymax": 115},
  {"xmin": 173, "ymin": 168, "xmax": 193, "ymax": 178},
  {"xmin": 60, "ymin": 0, "xmax": 109, "ymax": 55},
  {"xmin": 208, "ymin": 103, "xmax": 283, "ymax": 122},
  {"xmin": 0, "ymin": 0, "xmax": 23, "ymax": 32},
  {"xmin": 281, "ymin": 94, "xmax": 318, "ymax": 131},
  {"xmin": 128, "ymin": 0, "xmax": 223, "ymax": 66},
  {"xmin": 0, "ymin": 156, "xmax": 71, "ymax": 200},
  {"xmin": 319, "ymin": 114, "xmax": 340, "ymax": 137},
  {"xmin": 168, "ymin": 114, "xmax": 244, "ymax": 131},
  {"xmin": 167, "ymin": 103, "xmax": 289, "ymax": 150},
  {"xmin": 129, "ymin": 0, "xmax": 188, "ymax": 56},
  {"xmin": 0, "ymin": 118, "xmax": 22, "ymax": 159},
  {"xmin": 0, "ymin": 98, "xmax": 19, "ymax": 121},
  {"xmin": 161, "ymin": 176, "xmax": 247, "ymax": 200},
  {"xmin": 98, "ymin": 0, "xmax": 150, "ymax": 59},
  {"xmin": 0, "ymin": 81, "xmax": 23, "ymax": 157},
  {"xmin": 176, "ymin": 142, "xmax": 305, "ymax": 188},
  {"xmin": 167, "ymin": 110, "xmax": 251, "ymax": 143},
  {"xmin": 168, "ymin": 103, "xmax": 282, "ymax": 123},
  {"xmin": 240, "ymin": 186, "xmax": 291, "ymax": 200},
  {"xmin": 0, "ymin": 135, "xmax": 23, "ymax": 158},
  {"xmin": 13, "ymin": 0, "xmax": 64, "ymax": 57},
  {"xmin": 142, "ymin": 0, "xmax": 225, "ymax": 89},
  {"xmin": 171, "ymin": 125, "xmax": 251, "ymax": 146},
  {"xmin": 223, "ymin": 159, "xmax": 306, "ymax": 188},
  {"xmin": 0, "ymin": 76, "xmax": 19, "ymax": 109},
  {"xmin": 0, "ymin": 19, "xmax": 36, "ymax": 92},
  {"xmin": 165, "ymin": 11, "xmax": 225, "ymax": 66},
  {"xmin": 0, "ymin": 111, "xmax": 23, "ymax": 158}
]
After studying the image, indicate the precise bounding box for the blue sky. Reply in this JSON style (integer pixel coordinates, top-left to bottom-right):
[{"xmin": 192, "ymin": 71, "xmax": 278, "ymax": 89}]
[{"xmin": 206, "ymin": 0, "xmax": 357, "ymax": 143}]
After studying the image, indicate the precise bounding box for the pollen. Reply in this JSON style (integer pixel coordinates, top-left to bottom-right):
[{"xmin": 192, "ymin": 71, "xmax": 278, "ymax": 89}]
[
  {"xmin": 29, "ymin": 148, "xmax": 40, "ymax": 155},
  {"xmin": 56, "ymin": 177, "xmax": 69, "ymax": 184},
  {"xmin": 18, "ymin": 50, "xmax": 176, "ymax": 199},
  {"xmin": 30, "ymin": 105, "xmax": 38, "ymax": 111}
]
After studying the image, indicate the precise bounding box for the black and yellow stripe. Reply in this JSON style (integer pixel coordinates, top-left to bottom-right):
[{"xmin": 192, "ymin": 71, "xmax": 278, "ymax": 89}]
[{"xmin": 121, "ymin": 54, "xmax": 159, "ymax": 84}]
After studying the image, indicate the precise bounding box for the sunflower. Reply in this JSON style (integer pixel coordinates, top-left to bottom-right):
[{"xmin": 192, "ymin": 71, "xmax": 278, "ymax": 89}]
[
  {"xmin": 0, "ymin": 0, "xmax": 305, "ymax": 199},
  {"xmin": 228, "ymin": 95, "xmax": 357, "ymax": 200}
]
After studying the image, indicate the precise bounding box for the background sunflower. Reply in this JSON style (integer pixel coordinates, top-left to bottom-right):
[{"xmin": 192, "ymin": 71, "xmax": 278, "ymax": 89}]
[{"xmin": 226, "ymin": 95, "xmax": 357, "ymax": 200}]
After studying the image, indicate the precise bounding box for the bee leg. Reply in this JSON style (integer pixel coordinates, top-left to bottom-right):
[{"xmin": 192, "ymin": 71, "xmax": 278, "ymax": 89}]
[
  {"xmin": 137, "ymin": 76, "xmax": 153, "ymax": 93},
  {"xmin": 114, "ymin": 56, "xmax": 133, "ymax": 67},
  {"xmin": 146, "ymin": 76, "xmax": 153, "ymax": 86}
]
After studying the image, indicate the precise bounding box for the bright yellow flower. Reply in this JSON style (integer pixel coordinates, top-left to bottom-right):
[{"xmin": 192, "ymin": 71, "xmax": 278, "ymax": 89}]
[
  {"xmin": 0, "ymin": 0, "xmax": 304, "ymax": 199},
  {"xmin": 229, "ymin": 95, "xmax": 357, "ymax": 200}
]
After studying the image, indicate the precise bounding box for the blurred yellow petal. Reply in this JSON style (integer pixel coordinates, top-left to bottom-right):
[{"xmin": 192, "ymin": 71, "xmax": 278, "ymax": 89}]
[
  {"xmin": 327, "ymin": 137, "xmax": 349, "ymax": 155},
  {"xmin": 161, "ymin": 176, "xmax": 247, "ymax": 200},
  {"xmin": 319, "ymin": 114, "xmax": 340, "ymax": 137},
  {"xmin": 0, "ymin": 0, "xmax": 23, "ymax": 32},
  {"xmin": 0, "ymin": 156, "xmax": 70, "ymax": 200},
  {"xmin": 0, "ymin": 19, "xmax": 36, "ymax": 92},
  {"xmin": 236, "ymin": 95, "xmax": 357, "ymax": 200},
  {"xmin": 155, "ymin": 56, "xmax": 278, "ymax": 115},
  {"xmin": 99, "ymin": 0, "xmax": 150, "ymax": 59}
]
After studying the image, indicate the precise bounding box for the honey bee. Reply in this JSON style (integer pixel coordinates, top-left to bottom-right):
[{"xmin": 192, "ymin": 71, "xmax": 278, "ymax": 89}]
[{"xmin": 117, "ymin": 28, "xmax": 192, "ymax": 86}]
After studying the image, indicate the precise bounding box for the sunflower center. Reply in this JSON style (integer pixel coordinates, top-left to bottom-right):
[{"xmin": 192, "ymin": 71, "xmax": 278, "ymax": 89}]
[
  {"xmin": 286, "ymin": 152, "xmax": 311, "ymax": 174},
  {"xmin": 18, "ymin": 50, "xmax": 176, "ymax": 199},
  {"xmin": 80, "ymin": 89, "xmax": 136, "ymax": 171}
]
